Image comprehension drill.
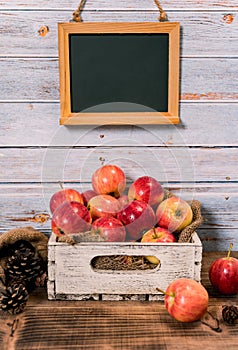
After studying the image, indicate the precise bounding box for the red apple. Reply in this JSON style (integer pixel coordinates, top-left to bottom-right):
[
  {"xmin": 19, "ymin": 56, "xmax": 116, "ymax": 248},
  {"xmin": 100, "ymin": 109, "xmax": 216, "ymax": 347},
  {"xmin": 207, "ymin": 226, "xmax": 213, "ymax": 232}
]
[
  {"xmin": 92, "ymin": 164, "xmax": 126, "ymax": 198},
  {"xmin": 81, "ymin": 189, "xmax": 97, "ymax": 206},
  {"xmin": 157, "ymin": 278, "xmax": 209, "ymax": 323},
  {"xmin": 50, "ymin": 188, "xmax": 84, "ymax": 214},
  {"xmin": 209, "ymin": 243, "xmax": 238, "ymax": 295},
  {"xmin": 156, "ymin": 196, "xmax": 193, "ymax": 233},
  {"xmin": 87, "ymin": 194, "xmax": 121, "ymax": 221},
  {"xmin": 52, "ymin": 201, "xmax": 92, "ymax": 236},
  {"xmin": 141, "ymin": 227, "xmax": 176, "ymax": 264},
  {"xmin": 141, "ymin": 227, "xmax": 176, "ymax": 243},
  {"xmin": 92, "ymin": 217, "xmax": 126, "ymax": 242},
  {"xmin": 117, "ymin": 200, "xmax": 156, "ymax": 240},
  {"xmin": 128, "ymin": 176, "xmax": 164, "ymax": 207}
]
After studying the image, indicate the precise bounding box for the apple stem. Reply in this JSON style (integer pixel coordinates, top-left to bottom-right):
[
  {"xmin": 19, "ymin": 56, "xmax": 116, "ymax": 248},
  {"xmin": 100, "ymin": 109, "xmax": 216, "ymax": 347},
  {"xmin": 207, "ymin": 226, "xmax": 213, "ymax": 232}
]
[
  {"xmin": 156, "ymin": 287, "xmax": 166, "ymax": 295},
  {"xmin": 58, "ymin": 181, "xmax": 64, "ymax": 190},
  {"xmin": 227, "ymin": 243, "xmax": 233, "ymax": 259}
]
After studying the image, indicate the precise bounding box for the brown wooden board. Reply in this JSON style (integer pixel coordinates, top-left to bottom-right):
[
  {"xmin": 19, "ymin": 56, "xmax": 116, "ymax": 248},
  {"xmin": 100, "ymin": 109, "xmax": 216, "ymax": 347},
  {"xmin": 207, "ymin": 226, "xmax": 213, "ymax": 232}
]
[{"xmin": 1, "ymin": 252, "xmax": 238, "ymax": 349}]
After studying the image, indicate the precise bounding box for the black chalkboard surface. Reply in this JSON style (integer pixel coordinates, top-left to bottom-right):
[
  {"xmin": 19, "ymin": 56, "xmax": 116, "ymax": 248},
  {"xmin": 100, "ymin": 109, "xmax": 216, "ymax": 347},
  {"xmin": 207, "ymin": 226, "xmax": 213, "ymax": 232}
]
[{"xmin": 58, "ymin": 22, "xmax": 180, "ymax": 125}]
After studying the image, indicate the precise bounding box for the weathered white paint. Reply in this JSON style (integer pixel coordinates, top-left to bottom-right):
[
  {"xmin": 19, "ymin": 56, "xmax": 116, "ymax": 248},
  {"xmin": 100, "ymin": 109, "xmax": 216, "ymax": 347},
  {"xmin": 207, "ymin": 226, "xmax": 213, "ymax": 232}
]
[
  {"xmin": 1, "ymin": 58, "xmax": 238, "ymax": 100},
  {"xmin": 1, "ymin": 1, "xmax": 238, "ymax": 10},
  {"xmin": 48, "ymin": 232, "xmax": 202, "ymax": 300},
  {"xmin": 1, "ymin": 103, "xmax": 238, "ymax": 147},
  {"xmin": 0, "ymin": 11, "xmax": 237, "ymax": 57},
  {"xmin": 0, "ymin": 0, "xmax": 238, "ymax": 251}
]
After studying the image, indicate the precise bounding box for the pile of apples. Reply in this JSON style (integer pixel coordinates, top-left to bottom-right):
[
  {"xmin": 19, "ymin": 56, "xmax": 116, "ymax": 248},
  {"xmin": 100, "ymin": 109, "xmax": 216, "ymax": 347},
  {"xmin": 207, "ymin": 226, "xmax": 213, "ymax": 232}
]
[{"xmin": 50, "ymin": 164, "xmax": 193, "ymax": 243}]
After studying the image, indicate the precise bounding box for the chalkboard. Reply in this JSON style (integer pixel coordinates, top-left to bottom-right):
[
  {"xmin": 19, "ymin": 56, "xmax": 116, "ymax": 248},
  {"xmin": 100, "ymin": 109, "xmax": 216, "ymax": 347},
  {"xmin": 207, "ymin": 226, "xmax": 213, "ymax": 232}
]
[{"xmin": 58, "ymin": 22, "xmax": 180, "ymax": 125}]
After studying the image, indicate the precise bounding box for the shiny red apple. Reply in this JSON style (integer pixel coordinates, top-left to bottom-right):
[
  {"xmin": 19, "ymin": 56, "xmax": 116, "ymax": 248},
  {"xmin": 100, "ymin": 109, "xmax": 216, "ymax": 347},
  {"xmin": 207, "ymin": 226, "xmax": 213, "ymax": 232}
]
[
  {"xmin": 117, "ymin": 200, "xmax": 156, "ymax": 240},
  {"xmin": 209, "ymin": 243, "xmax": 238, "ymax": 295},
  {"xmin": 156, "ymin": 196, "xmax": 193, "ymax": 233},
  {"xmin": 128, "ymin": 176, "xmax": 164, "ymax": 207},
  {"xmin": 50, "ymin": 188, "xmax": 84, "ymax": 214},
  {"xmin": 87, "ymin": 194, "xmax": 121, "ymax": 221},
  {"xmin": 81, "ymin": 189, "xmax": 97, "ymax": 206},
  {"xmin": 157, "ymin": 278, "xmax": 209, "ymax": 323},
  {"xmin": 52, "ymin": 201, "xmax": 92, "ymax": 236},
  {"xmin": 92, "ymin": 164, "xmax": 126, "ymax": 198},
  {"xmin": 141, "ymin": 227, "xmax": 176, "ymax": 243},
  {"xmin": 92, "ymin": 217, "xmax": 126, "ymax": 242}
]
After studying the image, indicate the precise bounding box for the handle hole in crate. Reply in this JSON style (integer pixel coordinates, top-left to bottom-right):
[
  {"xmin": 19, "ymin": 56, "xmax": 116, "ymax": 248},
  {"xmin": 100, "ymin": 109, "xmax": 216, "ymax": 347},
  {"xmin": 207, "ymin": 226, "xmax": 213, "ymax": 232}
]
[{"xmin": 91, "ymin": 255, "xmax": 161, "ymax": 272}]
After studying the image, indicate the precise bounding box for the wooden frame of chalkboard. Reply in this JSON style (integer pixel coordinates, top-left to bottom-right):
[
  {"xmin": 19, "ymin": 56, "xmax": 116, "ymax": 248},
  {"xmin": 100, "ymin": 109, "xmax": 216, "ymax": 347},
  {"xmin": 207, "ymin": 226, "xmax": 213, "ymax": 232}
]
[{"xmin": 58, "ymin": 22, "xmax": 180, "ymax": 125}]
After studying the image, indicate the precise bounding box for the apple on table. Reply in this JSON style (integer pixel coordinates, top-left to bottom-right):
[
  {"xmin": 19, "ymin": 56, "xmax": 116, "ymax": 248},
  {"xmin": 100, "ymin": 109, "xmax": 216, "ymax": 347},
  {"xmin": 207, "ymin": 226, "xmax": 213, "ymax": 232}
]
[
  {"xmin": 157, "ymin": 278, "xmax": 209, "ymax": 323},
  {"xmin": 209, "ymin": 243, "xmax": 238, "ymax": 295}
]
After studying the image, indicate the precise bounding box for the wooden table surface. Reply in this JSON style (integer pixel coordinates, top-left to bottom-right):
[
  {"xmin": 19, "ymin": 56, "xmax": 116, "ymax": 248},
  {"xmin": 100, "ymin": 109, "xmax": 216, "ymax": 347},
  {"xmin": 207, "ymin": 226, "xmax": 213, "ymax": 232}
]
[{"xmin": 1, "ymin": 252, "xmax": 238, "ymax": 350}]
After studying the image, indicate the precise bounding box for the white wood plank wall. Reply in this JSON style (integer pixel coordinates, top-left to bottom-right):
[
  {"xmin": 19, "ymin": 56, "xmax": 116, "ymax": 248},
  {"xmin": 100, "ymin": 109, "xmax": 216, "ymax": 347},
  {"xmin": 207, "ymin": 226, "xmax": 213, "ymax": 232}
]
[{"xmin": 1, "ymin": 0, "xmax": 238, "ymax": 251}]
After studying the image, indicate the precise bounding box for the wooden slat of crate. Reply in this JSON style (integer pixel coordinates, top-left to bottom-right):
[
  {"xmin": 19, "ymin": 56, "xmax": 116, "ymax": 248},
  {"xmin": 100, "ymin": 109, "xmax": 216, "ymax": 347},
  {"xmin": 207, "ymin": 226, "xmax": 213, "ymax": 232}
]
[{"xmin": 48, "ymin": 232, "xmax": 202, "ymax": 300}]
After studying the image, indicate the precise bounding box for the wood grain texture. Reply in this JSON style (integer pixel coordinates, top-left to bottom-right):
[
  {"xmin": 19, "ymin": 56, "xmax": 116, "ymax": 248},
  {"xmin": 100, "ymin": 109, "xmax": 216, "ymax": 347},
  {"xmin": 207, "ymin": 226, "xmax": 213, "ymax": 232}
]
[
  {"xmin": 1, "ymin": 57, "xmax": 238, "ymax": 101},
  {"xmin": 48, "ymin": 233, "xmax": 202, "ymax": 299},
  {"xmin": 1, "ymin": 0, "xmax": 238, "ymax": 10},
  {"xmin": 0, "ymin": 11, "xmax": 238, "ymax": 57},
  {"xmin": 1, "ymin": 103, "xmax": 238, "ymax": 147},
  {"xmin": 0, "ymin": 252, "xmax": 238, "ymax": 350},
  {"xmin": 0, "ymin": 0, "xmax": 238, "ymax": 251},
  {"xmin": 0, "ymin": 147, "xmax": 237, "ymax": 183}
]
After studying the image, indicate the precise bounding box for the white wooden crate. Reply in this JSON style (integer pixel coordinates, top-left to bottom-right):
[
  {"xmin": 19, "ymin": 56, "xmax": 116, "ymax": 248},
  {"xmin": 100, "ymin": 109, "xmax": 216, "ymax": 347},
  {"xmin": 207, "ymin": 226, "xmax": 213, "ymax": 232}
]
[{"xmin": 47, "ymin": 232, "xmax": 202, "ymax": 301}]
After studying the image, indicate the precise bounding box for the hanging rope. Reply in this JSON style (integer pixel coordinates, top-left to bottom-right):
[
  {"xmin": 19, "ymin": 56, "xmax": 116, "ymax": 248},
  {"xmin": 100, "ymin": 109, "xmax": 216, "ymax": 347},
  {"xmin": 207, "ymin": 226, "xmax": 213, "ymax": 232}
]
[
  {"xmin": 72, "ymin": 0, "xmax": 167, "ymax": 22},
  {"xmin": 73, "ymin": 0, "xmax": 87, "ymax": 22}
]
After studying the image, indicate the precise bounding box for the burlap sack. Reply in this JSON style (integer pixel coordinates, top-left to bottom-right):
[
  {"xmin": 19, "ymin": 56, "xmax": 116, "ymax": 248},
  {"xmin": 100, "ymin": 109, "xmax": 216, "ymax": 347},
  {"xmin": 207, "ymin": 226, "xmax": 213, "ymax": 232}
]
[{"xmin": 0, "ymin": 227, "xmax": 48, "ymax": 288}]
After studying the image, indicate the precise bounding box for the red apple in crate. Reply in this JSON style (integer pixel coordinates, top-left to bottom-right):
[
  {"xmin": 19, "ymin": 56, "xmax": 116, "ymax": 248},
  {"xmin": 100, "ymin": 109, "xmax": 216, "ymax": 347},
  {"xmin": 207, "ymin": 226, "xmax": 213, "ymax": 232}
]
[
  {"xmin": 92, "ymin": 217, "xmax": 126, "ymax": 242},
  {"xmin": 52, "ymin": 201, "xmax": 92, "ymax": 236},
  {"xmin": 81, "ymin": 189, "xmax": 97, "ymax": 206},
  {"xmin": 141, "ymin": 227, "xmax": 176, "ymax": 264},
  {"xmin": 128, "ymin": 176, "xmax": 164, "ymax": 207},
  {"xmin": 141, "ymin": 227, "xmax": 176, "ymax": 243},
  {"xmin": 156, "ymin": 196, "xmax": 193, "ymax": 233},
  {"xmin": 209, "ymin": 243, "xmax": 238, "ymax": 295},
  {"xmin": 117, "ymin": 200, "xmax": 156, "ymax": 240},
  {"xmin": 92, "ymin": 164, "xmax": 126, "ymax": 198},
  {"xmin": 157, "ymin": 278, "xmax": 209, "ymax": 323},
  {"xmin": 50, "ymin": 187, "xmax": 84, "ymax": 214},
  {"xmin": 87, "ymin": 194, "xmax": 121, "ymax": 220}
]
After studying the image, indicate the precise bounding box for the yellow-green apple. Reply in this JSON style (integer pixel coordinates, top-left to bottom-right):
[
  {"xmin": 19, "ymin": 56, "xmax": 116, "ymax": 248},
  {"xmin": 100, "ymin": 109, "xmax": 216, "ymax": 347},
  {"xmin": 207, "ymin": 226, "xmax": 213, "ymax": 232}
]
[
  {"xmin": 156, "ymin": 196, "xmax": 193, "ymax": 233},
  {"xmin": 92, "ymin": 217, "xmax": 126, "ymax": 242},
  {"xmin": 141, "ymin": 227, "xmax": 176, "ymax": 264},
  {"xmin": 117, "ymin": 200, "xmax": 156, "ymax": 240},
  {"xmin": 81, "ymin": 189, "xmax": 97, "ymax": 206},
  {"xmin": 87, "ymin": 194, "xmax": 121, "ymax": 221},
  {"xmin": 52, "ymin": 201, "xmax": 92, "ymax": 236},
  {"xmin": 92, "ymin": 164, "xmax": 126, "ymax": 198},
  {"xmin": 128, "ymin": 176, "xmax": 164, "ymax": 208},
  {"xmin": 209, "ymin": 243, "xmax": 238, "ymax": 295},
  {"xmin": 50, "ymin": 188, "xmax": 84, "ymax": 214},
  {"xmin": 157, "ymin": 278, "xmax": 209, "ymax": 322}
]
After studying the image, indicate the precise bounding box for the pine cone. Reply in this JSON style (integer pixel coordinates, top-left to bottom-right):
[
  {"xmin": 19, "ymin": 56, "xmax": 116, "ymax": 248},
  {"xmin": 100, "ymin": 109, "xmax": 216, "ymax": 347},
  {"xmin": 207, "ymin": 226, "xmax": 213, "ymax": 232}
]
[
  {"xmin": 222, "ymin": 305, "xmax": 238, "ymax": 324},
  {"xmin": 4, "ymin": 241, "xmax": 45, "ymax": 290},
  {"xmin": 0, "ymin": 282, "xmax": 28, "ymax": 314}
]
